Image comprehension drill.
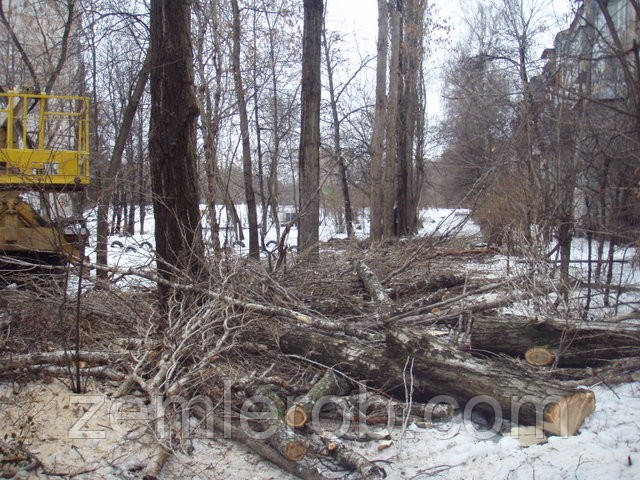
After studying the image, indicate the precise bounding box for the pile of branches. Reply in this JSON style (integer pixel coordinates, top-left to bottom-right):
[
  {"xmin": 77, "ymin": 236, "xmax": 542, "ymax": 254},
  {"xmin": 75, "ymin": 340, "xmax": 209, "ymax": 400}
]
[{"xmin": 1, "ymin": 239, "xmax": 639, "ymax": 479}]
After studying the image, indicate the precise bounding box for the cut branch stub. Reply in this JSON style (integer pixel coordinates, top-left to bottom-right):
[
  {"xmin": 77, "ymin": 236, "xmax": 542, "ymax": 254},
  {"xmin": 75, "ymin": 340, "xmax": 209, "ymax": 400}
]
[{"xmin": 525, "ymin": 347, "xmax": 555, "ymax": 367}]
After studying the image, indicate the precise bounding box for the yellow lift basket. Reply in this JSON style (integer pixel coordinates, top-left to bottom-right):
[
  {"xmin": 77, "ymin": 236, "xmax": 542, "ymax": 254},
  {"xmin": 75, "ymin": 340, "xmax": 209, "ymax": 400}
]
[{"xmin": 0, "ymin": 90, "xmax": 90, "ymax": 191}]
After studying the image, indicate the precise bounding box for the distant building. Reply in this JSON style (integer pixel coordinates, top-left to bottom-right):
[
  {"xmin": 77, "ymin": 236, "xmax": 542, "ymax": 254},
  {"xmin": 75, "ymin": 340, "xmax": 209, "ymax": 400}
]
[
  {"xmin": 0, "ymin": 0, "xmax": 82, "ymax": 93},
  {"xmin": 541, "ymin": 0, "xmax": 638, "ymax": 102}
]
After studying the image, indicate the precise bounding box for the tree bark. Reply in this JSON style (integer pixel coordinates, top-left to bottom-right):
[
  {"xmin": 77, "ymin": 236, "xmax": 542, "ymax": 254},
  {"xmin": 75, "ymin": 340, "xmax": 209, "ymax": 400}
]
[
  {"xmin": 370, "ymin": 0, "xmax": 389, "ymax": 241},
  {"xmin": 280, "ymin": 327, "xmax": 595, "ymax": 436},
  {"xmin": 231, "ymin": 0, "xmax": 260, "ymax": 259},
  {"xmin": 297, "ymin": 0, "xmax": 323, "ymax": 259},
  {"xmin": 387, "ymin": 327, "xmax": 595, "ymax": 436},
  {"xmin": 149, "ymin": 0, "xmax": 204, "ymax": 310},
  {"xmin": 322, "ymin": 28, "xmax": 354, "ymax": 238},
  {"xmin": 469, "ymin": 315, "xmax": 640, "ymax": 367},
  {"xmin": 382, "ymin": 0, "xmax": 401, "ymax": 238}
]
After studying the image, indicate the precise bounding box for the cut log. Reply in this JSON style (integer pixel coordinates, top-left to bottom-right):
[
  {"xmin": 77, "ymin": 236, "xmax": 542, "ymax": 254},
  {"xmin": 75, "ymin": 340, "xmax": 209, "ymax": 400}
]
[
  {"xmin": 267, "ymin": 426, "xmax": 308, "ymax": 461},
  {"xmin": 469, "ymin": 315, "xmax": 640, "ymax": 367},
  {"xmin": 280, "ymin": 329, "xmax": 453, "ymax": 424},
  {"xmin": 246, "ymin": 385, "xmax": 310, "ymax": 461},
  {"xmin": 387, "ymin": 327, "xmax": 595, "ymax": 436},
  {"xmin": 312, "ymin": 434, "xmax": 386, "ymax": 480},
  {"xmin": 191, "ymin": 406, "xmax": 328, "ymax": 480},
  {"xmin": 285, "ymin": 370, "xmax": 350, "ymax": 428},
  {"xmin": 525, "ymin": 347, "xmax": 555, "ymax": 367}
]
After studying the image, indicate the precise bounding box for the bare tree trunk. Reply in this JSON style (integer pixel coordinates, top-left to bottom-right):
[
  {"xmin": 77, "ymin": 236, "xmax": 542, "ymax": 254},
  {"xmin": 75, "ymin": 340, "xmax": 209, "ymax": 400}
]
[
  {"xmin": 149, "ymin": 0, "xmax": 204, "ymax": 310},
  {"xmin": 400, "ymin": 0, "xmax": 425, "ymax": 234},
  {"xmin": 136, "ymin": 114, "xmax": 146, "ymax": 235},
  {"xmin": 252, "ymin": 6, "xmax": 268, "ymax": 250},
  {"xmin": 265, "ymin": 11, "xmax": 282, "ymax": 241},
  {"xmin": 194, "ymin": 0, "xmax": 222, "ymax": 251},
  {"xmin": 370, "ymin": 0, "xmax": 389, "ymax": 241},
  {"xmin": 411, "ymin": 67, "xmax": 427, "ymax": 230},
  {"xmin": 322, "ymin": 27, "xmax": 354, "ymax": 238},
  {"xmin": 382, "ymin": 0, "xmax": 401, "ymax": 238},
  {"xmin": 298, "ymin": 0, "xmax": 323, "ymax": 258},
  {"xmin": 395, "ymin": 3, "xmax": 408, "ymax": 236},
  {"xmin": 96, "ymin": 53, "xmax": 150, "ymax": 279},
  {"xmin": 231, "ymin": 0, "xmax": 260, "ymax": 259}
]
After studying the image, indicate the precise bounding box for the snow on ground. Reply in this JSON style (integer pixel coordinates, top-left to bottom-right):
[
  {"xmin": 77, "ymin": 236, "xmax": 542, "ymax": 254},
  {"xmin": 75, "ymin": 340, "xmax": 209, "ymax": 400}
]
[
  {"xmin": 1, "ymin": 380, "xmax": 639, "ymax": 479},
  {"xmin": 344, "ymin": 382, "xmax": 640, "ymax": 479},
  {"xmin": 83, "ymin": 205, "xmax": 481, "ymax": 272},
  {"xmin": 4, "ymin": 207, "xmax": 640, "ymax": 479}
]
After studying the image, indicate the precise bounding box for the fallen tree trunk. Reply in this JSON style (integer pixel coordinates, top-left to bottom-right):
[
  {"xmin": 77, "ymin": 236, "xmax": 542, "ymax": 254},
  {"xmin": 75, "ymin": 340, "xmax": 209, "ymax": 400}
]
[
  {"xmin": 469, "ymin": 315, "xmax": 640, "ymax": 367},
  {"xmin": 192, "ymin": 406, "xmax": 328, "ymax": 480},
  {"xmin": 387, "ymin": 327, "xmax": 595, "ymax": 436},
  {"xmin": 5, "ymin": 365, "xmax": 124, "ymax": 381},
  {"xmin": 280, "ymin": 329, "xmax": 455, "ymax": 423},
  {"xmin": 386, "ymin": 273, "xmax": 465, "ymax": 299},
  {"xmin": 0, "ymin": 351, "xmax": 126, "ymax": 373},
  {"xmin": 285, "ymin": 370, "xmax": 350, "ymax": 428},
  {"xmin": 281, "ymin": 327, "xmax": 595, "ymax": 435},
  {"xmin": 354, "ymin": 259, "xmax": 392, "ymax": 308}
]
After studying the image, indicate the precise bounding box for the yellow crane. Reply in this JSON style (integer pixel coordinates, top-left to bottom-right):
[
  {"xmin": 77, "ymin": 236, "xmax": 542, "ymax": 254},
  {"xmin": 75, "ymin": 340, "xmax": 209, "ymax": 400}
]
[{"xmin": 0, "ymin": 89, "xmax": 90, "ymax": 284}]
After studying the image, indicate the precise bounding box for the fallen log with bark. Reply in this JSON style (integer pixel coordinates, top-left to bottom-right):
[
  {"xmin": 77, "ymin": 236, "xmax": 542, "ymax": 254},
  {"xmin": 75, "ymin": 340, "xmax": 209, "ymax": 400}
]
[
  {"xmin": 0, "ymin": 351, "xmax": 126, "ymax": 373},
  {"xmin": 469, "ymin": 315, "xmax": 640, "ymax": 367},
  {"xmin": 386, "ymin": 273, "xmax": 465, "ymax": 299},
  {"xmin": 386, "ymin": 327, "xmax": 596, "ymax": 436},
  {"xmin": 280, "ymin": 326, "xmax": 595, "ymax": 436}
]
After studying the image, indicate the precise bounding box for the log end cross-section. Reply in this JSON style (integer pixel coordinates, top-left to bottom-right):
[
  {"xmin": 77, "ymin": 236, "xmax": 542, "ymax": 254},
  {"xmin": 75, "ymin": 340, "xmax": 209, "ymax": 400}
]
[
  {"xmin": 525, "ymin": 347, "xmax": 556, "ymax": 367},
  {"xmin": 543, "ymin": 390, "xmax": 596, "ymax": 437},
  {"xmin": 285, "ymin": 405, "xmax": 309, "ymax": 429}
]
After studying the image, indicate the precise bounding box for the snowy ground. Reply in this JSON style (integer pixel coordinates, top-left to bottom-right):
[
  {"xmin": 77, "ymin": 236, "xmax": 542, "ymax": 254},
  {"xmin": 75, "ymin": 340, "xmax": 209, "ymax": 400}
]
[
  {"xmin": 3, "ymin": 206, "xmax": 640, "ymax": 479},
  {"xmin": 1, "ymin": 380, "xmax": 638, "ymax": 479},
  {"xmin": 83, "ymin": 205, "xmax": 482, "ymax": 271}
]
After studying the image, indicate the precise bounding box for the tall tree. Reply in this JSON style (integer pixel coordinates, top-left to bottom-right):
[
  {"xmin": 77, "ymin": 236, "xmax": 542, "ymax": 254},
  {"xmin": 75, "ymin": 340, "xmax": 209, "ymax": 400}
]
[
  {"xmin": 382, "ymin": 0, "xmax": 402, "ymax": 238},
  {"xmin": 322, "ymin": 27, "xmax": 354, "ymax": 238},
  {"xmin": 148, "ymin": 0, "xmax": 204, "ymax": 309},
  {"xmin": 396, "ymin": 0, "xmax": 426, "ymax": 234},
  {"xmin": 231, "ymin": 0, "xmax": 259, "ymax": 259},
  {"xmin": 298, "ymin": 0, "xmax": 323, "ymax": 258},
  {"xmin": 370, "ymin": 0, "xmax": 389, "ymax": 241},
  {"xmin": 96, "ymin": 53, "xmax": 150, "ymax": 279}
]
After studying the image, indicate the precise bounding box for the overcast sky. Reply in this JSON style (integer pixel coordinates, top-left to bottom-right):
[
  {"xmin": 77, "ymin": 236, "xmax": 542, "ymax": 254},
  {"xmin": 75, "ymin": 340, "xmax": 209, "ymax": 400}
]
[{"xmin": 324, "ymin": 0, "xmax": 575, "ymax": 120}]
